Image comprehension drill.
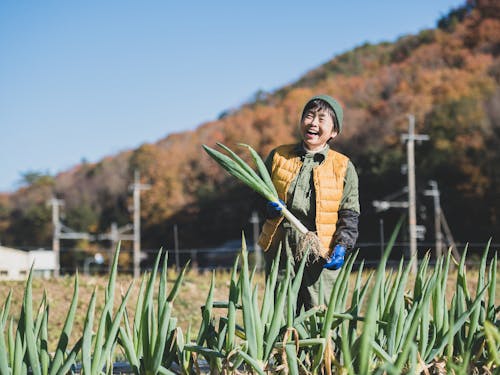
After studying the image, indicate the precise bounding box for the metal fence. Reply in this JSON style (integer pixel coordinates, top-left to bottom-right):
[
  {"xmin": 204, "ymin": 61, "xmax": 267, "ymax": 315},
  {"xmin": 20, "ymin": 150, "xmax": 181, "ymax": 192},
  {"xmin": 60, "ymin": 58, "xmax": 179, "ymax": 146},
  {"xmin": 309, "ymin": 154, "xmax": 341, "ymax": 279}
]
[{"xmin": 53, "ymin": 241, "xmax": 498, "ymax": 275}]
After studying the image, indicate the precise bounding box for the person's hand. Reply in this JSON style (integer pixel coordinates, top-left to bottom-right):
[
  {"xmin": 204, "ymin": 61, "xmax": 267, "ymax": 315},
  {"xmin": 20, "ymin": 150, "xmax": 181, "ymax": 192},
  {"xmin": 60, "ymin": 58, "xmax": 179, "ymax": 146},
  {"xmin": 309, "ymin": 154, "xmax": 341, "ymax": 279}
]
[
  {"xmin": 323, "ymin": 244, "xmax": 346, "ymax": 270},
  {"xmin": 266, "ymin": 199, "xmax": 284, "ymax": 219}
]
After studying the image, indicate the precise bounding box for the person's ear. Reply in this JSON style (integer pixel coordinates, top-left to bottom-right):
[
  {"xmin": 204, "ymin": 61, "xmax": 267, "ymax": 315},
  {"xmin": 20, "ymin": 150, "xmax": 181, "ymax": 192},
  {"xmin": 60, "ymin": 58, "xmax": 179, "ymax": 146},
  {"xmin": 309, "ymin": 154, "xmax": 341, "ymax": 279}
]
[{"xmin": 329, "ymin": 131, "xmax": 338, "ymax": 141}]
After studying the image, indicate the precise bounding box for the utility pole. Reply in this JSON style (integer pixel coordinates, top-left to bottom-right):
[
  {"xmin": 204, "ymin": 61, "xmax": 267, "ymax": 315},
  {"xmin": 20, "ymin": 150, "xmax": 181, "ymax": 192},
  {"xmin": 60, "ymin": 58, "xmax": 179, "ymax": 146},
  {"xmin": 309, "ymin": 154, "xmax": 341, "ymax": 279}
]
[
  {"xmin": 249, "ymin": 211, "xmax": 262, "ymax": 270},
  {"xmin": 173, "ymin": 224, "xmax": 180, "ymax": 271},
  {"xmin": 424, "ymin": 181, "xmax": 444, "ymax": 258},
  {"xmin": 379, "ymin": 219, "xmax": 385, "ymax": 258},
  {"xmin": 401, "ymin": 115, "xmax": 429, "ymax": 271},
  {"xmin": 440, "ymin": 212, "xmax": 459, "ymax": 259},
  {"xmin": 49, "ymin": 197, "xmax": 64, "ymax": 277},
  {"xmin": 424, "ymin": 181, "xmax": 460, "ymax": 261},
  {"xmin": 129, "ymin": 170, "xmax": 150, "ymax": 278}
]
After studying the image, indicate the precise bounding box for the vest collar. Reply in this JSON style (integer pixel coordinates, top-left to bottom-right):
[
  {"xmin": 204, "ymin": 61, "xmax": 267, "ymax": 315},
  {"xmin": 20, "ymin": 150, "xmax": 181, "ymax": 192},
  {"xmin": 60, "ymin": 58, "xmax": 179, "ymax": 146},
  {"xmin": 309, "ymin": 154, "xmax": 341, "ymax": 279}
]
[{"xmin": 295, "ymin": 142, "xmax": 329, "ymax": 163}]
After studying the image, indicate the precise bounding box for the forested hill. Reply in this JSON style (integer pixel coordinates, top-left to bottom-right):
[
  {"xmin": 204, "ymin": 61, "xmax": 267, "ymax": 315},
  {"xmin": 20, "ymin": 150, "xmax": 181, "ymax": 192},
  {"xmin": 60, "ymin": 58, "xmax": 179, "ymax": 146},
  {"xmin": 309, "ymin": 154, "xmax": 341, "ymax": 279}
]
[{"xmin": 1, "ymin": 0, "xmax": 499, "ymax": 253}]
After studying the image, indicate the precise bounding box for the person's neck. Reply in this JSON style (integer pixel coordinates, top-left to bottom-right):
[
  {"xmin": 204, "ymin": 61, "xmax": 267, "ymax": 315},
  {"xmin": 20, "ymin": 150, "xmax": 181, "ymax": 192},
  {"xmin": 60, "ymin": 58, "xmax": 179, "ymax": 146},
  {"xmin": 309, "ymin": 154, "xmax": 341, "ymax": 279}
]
[{"xmin": 302, "ymin": 143, "xmax": 328, "ymax": 154}]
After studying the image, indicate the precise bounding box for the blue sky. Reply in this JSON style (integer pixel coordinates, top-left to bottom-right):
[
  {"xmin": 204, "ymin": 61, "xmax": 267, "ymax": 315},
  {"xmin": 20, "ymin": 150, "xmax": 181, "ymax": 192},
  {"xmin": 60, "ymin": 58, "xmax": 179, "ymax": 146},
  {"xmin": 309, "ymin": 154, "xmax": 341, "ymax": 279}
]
[{"xmin": 0, "ymin": 0, "xmax": 465, "ymax": 192}]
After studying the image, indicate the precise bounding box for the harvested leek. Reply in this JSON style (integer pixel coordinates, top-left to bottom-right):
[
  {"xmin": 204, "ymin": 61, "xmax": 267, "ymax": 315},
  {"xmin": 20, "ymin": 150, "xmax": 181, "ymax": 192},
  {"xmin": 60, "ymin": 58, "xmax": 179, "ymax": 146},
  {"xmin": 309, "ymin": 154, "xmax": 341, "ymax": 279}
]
[{"xmin": 203, "ymin": 142, "xmax": 323, "ymax": 259}]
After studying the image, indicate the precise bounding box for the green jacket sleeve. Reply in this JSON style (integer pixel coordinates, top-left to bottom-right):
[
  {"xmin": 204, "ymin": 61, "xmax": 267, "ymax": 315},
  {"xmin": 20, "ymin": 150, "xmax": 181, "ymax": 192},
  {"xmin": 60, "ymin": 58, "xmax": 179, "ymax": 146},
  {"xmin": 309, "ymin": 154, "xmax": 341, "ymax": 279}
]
[
  {"xmin": 340, "ymin": 161, "xmax": 360, "ymax": 213},
  {"xmin": 333, "ymin": 161, "xmax": 360, "ymax": 249}
]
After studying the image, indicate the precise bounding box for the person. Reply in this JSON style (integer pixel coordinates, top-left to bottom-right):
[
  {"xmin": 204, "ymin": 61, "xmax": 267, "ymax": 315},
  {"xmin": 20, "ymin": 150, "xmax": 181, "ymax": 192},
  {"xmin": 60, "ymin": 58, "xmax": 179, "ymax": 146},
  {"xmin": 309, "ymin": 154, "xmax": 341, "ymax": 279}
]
[{"xmin": 258, "ymin": 94, "xmax": 359, "ymax": 311}]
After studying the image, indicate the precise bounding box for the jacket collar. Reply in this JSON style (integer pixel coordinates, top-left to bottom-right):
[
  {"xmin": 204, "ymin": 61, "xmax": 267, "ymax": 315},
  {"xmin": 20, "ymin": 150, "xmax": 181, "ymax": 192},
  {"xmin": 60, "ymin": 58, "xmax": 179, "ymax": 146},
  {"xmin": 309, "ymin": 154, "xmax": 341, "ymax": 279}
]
[{"xmin": 294, "ymin": 142, "xmax": 329, "ymax": 163}]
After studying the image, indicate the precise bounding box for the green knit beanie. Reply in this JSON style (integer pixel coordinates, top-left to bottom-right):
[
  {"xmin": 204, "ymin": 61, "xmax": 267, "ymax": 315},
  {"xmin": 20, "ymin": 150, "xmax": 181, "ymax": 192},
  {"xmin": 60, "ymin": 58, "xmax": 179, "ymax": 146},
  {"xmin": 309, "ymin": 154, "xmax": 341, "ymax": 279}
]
[{"xmin": 307, "ymin": 94, "xmax": 344, "ymax": 134}]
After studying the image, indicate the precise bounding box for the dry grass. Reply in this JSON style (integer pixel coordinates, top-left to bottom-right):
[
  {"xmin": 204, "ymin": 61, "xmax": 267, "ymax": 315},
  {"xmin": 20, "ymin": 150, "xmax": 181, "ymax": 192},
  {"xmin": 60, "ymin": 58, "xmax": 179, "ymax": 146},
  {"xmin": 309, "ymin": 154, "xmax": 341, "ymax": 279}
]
[{"xmin": 0, "ymin": 262, "xmax": 498, "ymax": 353}]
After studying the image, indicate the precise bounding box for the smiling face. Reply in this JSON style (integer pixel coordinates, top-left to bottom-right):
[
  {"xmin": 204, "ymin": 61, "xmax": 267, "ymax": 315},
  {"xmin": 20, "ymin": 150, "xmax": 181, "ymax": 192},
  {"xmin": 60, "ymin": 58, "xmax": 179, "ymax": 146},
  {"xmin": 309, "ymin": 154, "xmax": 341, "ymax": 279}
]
[{"xmin": 300, "ymin": 107, "xmax": 338, "ymax": 152}]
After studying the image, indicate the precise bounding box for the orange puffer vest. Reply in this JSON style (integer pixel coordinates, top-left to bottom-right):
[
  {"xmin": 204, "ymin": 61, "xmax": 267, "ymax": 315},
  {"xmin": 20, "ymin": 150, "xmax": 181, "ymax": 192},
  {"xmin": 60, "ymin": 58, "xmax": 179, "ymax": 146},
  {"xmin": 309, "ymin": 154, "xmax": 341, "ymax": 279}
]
[{"xmin": 258, "ymin": 144, "xmax": 349, "ymax": 258}]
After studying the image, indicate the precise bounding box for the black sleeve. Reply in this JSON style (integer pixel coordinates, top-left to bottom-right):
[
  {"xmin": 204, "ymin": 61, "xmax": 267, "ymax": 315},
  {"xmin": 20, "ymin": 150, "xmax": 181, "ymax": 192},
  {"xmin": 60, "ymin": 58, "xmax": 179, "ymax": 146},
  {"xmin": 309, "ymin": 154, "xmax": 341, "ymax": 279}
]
[
  {"xmin": 253, "ymin": 191, "xmax": 268, "ymax": 220},
  {"xmin": 332, "ymin": 209, "xmax": 359, "ymax": 250}
]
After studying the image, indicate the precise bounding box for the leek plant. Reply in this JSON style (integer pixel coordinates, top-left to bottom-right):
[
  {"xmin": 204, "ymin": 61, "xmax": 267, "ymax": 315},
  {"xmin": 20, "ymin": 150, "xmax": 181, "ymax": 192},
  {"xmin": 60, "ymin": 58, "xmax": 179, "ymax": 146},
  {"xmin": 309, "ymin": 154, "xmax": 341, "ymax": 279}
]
[
  {"xmin": 185, "ymin": 271, "xmax": 226, "ymax": 372},
  {"xmin": 118, "ymin": 250, "xmax": 189, "ymax": 375},
  {"xmin": 174, "ymin": 323, "xmax": 194, "ymax": 375},
  {"xmin": 185, "ymin": 223, "xmax": 499, "ymax": 374},
  {"xmin": 484, "ymin": 321, "xmax": 500, "ymax": 368},
  {"xmin": 184, "ymin": 233, "xmax": 310, "ymax": 374},
  {"xmin": 0, "ymin": 268, "xmax": 81, "ymax": 375},
  {"xmin": 183, "ymin": 264, "xmax": 248, "ymax": 373},
  {"xmin": 80, "ymin": 243, "xmax": 134, "ymax": 374},
  {"xmin": 0, "ymin": 244, "xmax": 137, "ymax": 375},
  {"xmin": 235, "ymin": 235, "xmax": 309, "ymax": 373}
]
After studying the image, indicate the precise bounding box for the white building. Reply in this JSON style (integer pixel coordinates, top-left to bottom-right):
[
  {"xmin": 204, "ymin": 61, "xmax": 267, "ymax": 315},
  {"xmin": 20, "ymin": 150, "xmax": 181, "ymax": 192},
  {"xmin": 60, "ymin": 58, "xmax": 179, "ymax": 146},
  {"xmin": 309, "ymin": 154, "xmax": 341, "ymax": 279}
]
[{"xmin": 0, "ymin": 246, "xmax": 56, "ymax": 280}]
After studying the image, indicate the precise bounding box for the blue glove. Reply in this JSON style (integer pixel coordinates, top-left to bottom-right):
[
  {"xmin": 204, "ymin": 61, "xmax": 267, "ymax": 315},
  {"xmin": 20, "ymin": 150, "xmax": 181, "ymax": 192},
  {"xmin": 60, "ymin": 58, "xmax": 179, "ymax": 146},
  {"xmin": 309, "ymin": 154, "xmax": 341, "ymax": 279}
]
[
  {"xmin": 324, "ymin": 244, "xmax": 346, "ymax": 270},
  {"xmin": 266, "ymin": 199, "xmax": 284, "ymax": 219}
]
